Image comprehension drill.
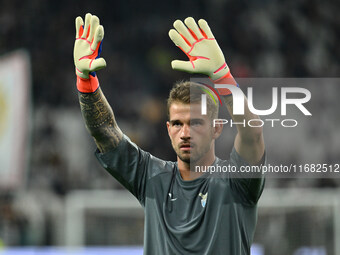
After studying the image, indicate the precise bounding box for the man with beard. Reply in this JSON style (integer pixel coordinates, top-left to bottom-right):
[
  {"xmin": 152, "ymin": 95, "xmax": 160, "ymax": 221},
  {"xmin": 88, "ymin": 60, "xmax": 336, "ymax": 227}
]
[{"xmin": 73, "ymin": 13, "xmax": 265, "ymax": 255}]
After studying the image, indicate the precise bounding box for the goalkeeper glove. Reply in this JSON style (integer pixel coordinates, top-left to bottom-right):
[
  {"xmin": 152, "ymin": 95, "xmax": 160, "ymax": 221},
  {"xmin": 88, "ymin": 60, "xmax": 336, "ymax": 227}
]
[
  {"xmin": 169, "ymin": 17, "xmax": 237, "ymax": 95},
  {"xmin": 73, "ymin": 13, "xmax": 106, "ymax": 93}
]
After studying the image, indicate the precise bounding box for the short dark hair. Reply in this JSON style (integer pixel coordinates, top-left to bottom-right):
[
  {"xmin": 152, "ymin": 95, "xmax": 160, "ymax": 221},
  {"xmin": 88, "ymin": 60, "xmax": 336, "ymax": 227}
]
[{"xmin": 167, "ymin": 80, "xmax": 219, "ymax": 120}]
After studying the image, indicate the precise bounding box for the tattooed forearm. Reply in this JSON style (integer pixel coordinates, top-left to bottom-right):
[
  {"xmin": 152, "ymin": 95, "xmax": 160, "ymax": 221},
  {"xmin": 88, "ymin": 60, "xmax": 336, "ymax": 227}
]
[{"xmin": 78, "ymin": 88, "xmax": 123, "ymax": 152}]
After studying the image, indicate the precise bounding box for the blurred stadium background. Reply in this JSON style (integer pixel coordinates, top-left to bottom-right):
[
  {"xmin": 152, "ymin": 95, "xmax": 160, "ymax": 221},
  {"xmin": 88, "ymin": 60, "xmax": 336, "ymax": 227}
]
[{"xmin": 0, "ymin": 0, "xmax": 339, "ymax": 254}]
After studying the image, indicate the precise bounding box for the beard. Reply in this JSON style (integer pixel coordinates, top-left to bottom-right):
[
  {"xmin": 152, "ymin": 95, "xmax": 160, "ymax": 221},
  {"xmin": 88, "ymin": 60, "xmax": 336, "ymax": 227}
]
[
  {"xmin": 177, "ymin": 152, "xmax": 191, "ymax": 164},
  {"xmin": 173, "ymin": 141, "xmax": 212, "ymax": 165}
]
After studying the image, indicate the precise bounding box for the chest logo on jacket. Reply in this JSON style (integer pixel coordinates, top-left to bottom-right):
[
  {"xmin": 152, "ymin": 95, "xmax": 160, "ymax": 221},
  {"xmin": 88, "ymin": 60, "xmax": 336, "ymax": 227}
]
[{"xmin": 199, "ymin": 192, "xmax": 208, "ymax": 208}]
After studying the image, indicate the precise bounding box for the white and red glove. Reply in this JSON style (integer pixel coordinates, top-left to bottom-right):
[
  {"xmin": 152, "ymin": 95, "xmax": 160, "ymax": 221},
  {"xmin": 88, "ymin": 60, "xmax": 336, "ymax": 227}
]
[
  {"xmin": 73, "ymin": 13, "xmax": 106, "ymax": 93},
  {"xmin": 169, "ymin": 17, "xmax": 237, "ymax": 95}
]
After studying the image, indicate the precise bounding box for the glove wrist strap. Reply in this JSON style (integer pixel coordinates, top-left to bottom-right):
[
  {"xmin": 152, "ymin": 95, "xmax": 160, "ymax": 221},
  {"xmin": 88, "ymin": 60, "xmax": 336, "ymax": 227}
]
[
  {"xmin": 77, "ymin": 75, "xmax": 99, "ymax": 93},
  {"xmin": 211, "ymin": 70, "xmax": 238, "ymax": 96}
]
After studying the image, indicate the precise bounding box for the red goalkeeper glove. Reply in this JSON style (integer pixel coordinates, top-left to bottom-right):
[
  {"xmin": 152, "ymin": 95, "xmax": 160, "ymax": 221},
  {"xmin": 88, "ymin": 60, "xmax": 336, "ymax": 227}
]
[
  {"xmin": 73, "ymin": 13, "xmax": 106, "ymax": 93},
  {"xmin": 169, "ymin": 17, "xmax": 237, "ymax": 95}
]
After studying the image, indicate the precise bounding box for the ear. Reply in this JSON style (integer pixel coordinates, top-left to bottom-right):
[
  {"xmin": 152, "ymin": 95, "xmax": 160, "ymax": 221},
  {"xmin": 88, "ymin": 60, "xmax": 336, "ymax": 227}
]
[
  {"xmin": 166, "ymin": 121, "xmax": 171, "ymax": 137},
  {"xmin": 212, "ymin": 122, "xmax": 223, "ymax": 139}
]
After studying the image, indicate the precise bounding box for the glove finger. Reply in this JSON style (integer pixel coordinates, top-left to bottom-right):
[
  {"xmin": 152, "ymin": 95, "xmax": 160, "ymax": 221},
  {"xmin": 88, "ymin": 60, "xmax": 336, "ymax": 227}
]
[
  {"xmin": 75, "ymin": 16, "xmax": 84, "ymax": 38},
  {"xmin": 198, "ymin": 19, "xmax": 215, "ymax": 39},
  {"xmin": 171, "ymin": 60, "xmax": 194, "ymax": 73},
  {"xmin": 81, "ymin": 13, "xmax": 92, "ymax": 39},
  {"xmin": 91, "ymin": 25, "xmax": 104, "ymax": 51},
  {"xmin": 184, "ymin": 17, "xmax": 204, "ymax": 40},
  {"xmin": 90, "ymin": 58, "xmax": 107, "ymax": 72},
  {"xmin": 88, "ymin": 15, "xmax": 99, "ymax": 43},
  {"xmin": 169, "ymin": 29, "xmax": 191, "ymax": 53},
  {"xmin": 173, "ymin": 20, "xmax": 196, "ymax": 45}
]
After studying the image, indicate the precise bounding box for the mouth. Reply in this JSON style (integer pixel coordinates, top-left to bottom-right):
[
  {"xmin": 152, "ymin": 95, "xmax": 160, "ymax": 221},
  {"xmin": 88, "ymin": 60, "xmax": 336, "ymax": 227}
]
[{"xmin": 180, "ymin": 143, "xmax": 192, "ymax": 151}]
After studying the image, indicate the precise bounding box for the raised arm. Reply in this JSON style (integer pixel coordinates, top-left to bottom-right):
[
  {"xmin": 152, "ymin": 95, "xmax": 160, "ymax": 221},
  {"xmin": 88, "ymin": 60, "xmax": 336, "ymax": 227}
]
[
  {"xmin": 168, "ymin": 17, "xmax": 264, "ymax": 165},
  {"xmin": 223, "ymin": 95, "xmax": 264, "ymax": 165},
  {"xmin": 74, "ymin": 13, "xmax": 123, "ymax": 153},
  {"xmin": 78, "ymin": 88, "xmax": 123, "ymax": 153}
]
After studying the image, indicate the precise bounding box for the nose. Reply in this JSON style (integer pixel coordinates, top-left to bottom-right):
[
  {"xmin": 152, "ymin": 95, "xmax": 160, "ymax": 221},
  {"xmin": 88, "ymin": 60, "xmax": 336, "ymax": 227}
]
[{"xmin": 180, "ymin": 124, "xmax": 190, "ymax": 140}]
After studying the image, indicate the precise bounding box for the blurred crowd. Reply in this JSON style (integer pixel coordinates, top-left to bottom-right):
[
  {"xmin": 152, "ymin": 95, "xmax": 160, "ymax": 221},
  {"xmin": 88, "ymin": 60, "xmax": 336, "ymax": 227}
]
[{"xmin": 0, "ymin": 0, "xmax": 339, "ymax": 247}]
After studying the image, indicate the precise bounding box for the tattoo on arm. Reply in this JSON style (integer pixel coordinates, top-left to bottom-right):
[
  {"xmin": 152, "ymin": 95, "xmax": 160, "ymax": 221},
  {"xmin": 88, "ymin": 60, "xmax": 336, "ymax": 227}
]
[{"xmin": 78, "ymin": 88, "xmax": 123, "ymax": 152}]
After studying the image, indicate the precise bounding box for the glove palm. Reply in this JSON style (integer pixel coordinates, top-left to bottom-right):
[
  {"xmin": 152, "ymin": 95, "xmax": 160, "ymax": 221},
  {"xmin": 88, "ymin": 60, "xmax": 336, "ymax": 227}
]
[
  {"xmin": 169, "ymin": 17, "xmax": 229, "ymax": 81},
  {"xmin": 74, "ymin": 13, "xmax": 106, "ymax": 79}
]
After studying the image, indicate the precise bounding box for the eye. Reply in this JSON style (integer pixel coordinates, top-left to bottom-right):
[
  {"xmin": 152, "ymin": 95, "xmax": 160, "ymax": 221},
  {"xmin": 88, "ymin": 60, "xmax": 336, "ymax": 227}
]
[
  {"xmin": 172, "ymin": 121, "xmax": 182, "ymax": 127},
  {"xmin": 190, "ymin": 119, "xmax": 203, "ymax": 126}
]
